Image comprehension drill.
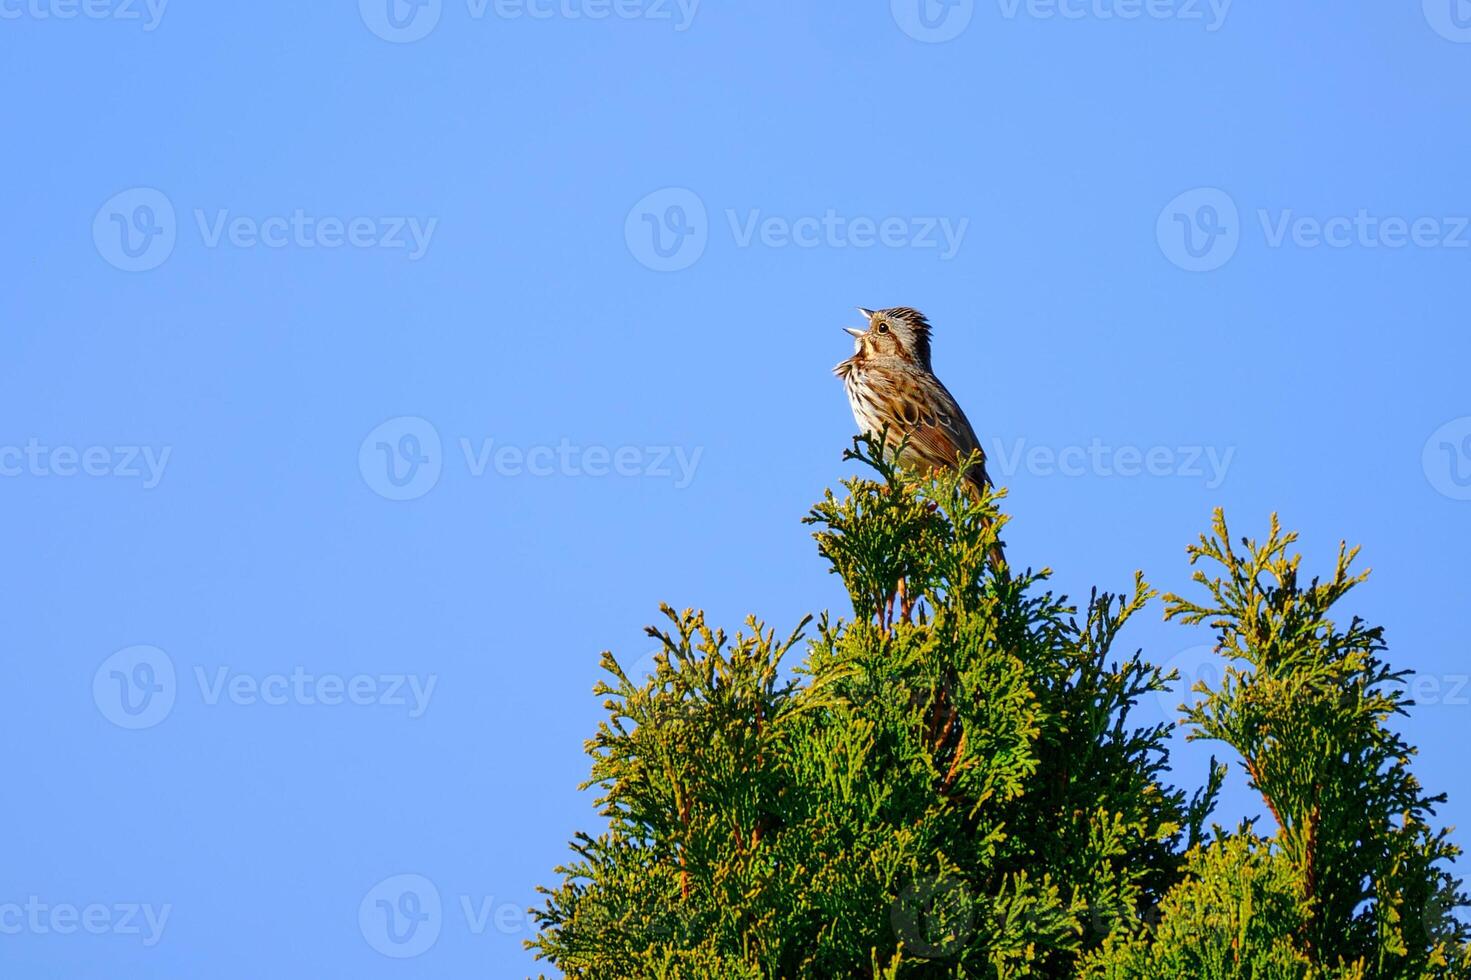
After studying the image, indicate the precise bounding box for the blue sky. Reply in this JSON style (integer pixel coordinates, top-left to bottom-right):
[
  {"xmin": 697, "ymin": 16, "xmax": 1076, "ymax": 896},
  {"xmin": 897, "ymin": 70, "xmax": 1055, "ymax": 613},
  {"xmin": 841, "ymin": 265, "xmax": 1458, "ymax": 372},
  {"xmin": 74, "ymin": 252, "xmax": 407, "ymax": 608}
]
[{"xmin": 3, "ymin": 1, "xmax": 1470, "ymax": 976}]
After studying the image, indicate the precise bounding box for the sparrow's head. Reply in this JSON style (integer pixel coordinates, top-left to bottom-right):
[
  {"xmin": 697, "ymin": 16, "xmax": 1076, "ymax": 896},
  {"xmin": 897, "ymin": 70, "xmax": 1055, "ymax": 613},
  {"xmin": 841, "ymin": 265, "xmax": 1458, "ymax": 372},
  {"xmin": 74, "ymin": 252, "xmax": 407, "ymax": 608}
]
[{"xmin": 844, "ymin": 307, "xmax": 934, "ymax": 370}]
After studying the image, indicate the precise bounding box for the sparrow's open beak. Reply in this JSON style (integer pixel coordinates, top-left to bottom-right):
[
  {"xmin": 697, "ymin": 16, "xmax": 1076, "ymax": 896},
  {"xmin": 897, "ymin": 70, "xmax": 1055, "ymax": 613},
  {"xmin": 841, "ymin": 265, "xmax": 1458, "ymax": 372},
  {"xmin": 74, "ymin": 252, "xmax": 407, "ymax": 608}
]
[
  {"xmin": 843, "ymin": 327, "xmax": 866, "ymax": 338},
  {"xmin": 856, "ymin": 307, "xmax": 876, "ymax": 320}
]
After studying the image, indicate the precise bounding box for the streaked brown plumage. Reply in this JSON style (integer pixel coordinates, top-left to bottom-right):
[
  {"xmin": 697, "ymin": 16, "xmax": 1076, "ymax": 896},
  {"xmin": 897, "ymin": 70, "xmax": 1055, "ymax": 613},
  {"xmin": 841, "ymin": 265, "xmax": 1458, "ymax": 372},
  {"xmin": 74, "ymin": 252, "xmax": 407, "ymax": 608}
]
[{"xmin": 834, "ymin": 306, "xmax": 992, "ymax": 495}]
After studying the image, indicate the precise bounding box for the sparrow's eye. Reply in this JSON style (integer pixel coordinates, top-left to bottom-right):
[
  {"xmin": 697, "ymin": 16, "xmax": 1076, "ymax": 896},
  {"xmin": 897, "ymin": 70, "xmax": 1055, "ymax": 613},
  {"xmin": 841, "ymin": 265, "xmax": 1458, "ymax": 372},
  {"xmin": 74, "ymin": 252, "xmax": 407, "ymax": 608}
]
[{"xmin": 877, "ymin": 323, "xmax": 889, "ymax": 333}]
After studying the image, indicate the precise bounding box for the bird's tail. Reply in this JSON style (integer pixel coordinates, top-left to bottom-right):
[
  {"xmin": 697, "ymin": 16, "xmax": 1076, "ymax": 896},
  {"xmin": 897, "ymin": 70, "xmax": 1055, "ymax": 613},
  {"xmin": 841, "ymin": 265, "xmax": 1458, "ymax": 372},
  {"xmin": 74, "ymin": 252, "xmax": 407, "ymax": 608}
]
[
  {"xmin": 980, "ymin": 517, "xmax": 1006, "ymax": 572},
  {"xmin": 962, "ymin": 468, "xmax": 1006, "ymax": 572}
]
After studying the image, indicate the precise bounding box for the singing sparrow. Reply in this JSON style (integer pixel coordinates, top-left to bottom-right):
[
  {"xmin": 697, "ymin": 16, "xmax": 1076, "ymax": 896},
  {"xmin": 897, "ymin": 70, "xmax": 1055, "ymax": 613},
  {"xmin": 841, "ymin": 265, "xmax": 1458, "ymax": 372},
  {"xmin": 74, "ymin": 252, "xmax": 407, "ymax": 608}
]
[{"xmin": 834, "ymin": 306, "xmax": 993, "ymax": 496}]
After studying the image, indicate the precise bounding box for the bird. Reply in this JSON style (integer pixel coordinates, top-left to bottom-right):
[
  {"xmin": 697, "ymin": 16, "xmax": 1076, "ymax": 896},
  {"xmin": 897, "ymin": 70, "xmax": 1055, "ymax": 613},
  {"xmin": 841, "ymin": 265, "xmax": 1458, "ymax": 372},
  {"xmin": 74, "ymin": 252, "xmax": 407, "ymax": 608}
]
[
  {"xmin": 835, "ymin": 305, "xmax": 1003, "ymax": 627},
  {"xmin": 834, "ymin": 306, "xmax": 994, "ymax": 498}
]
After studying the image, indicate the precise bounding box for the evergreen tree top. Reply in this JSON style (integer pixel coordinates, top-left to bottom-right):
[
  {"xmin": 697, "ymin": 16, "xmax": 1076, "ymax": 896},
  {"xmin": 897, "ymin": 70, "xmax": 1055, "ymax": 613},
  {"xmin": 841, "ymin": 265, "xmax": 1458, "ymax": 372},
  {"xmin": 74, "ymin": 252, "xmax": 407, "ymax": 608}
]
[{"xmin": 530, "ymin": 436, "xmax": 1471, "ymax": 979}]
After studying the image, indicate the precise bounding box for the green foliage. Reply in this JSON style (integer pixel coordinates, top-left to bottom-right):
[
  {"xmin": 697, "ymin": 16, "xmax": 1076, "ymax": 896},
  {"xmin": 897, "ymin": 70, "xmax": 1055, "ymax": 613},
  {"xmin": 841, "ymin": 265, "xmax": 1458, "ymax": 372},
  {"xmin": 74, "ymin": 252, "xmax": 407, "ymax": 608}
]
[
  {"xmin": 530, "ymin": 438, "xmax": 1470, "ymax": 979},
  {"xmin": 1080, "ymin": 832, "xmax": 1315, "ymax": 978},
  {"xmin": 1083, "ymin": 512, "xmax": 1471, "ymax": 978}
]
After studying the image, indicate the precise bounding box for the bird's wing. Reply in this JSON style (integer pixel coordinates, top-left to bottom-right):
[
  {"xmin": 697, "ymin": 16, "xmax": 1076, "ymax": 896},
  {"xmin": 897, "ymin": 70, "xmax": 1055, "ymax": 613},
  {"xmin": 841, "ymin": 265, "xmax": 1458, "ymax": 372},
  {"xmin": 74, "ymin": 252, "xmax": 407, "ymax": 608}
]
[
  {"xmin": 905, "ymin": 376, "xmax": 991, "ymax": 491},
  {"xmin": 862, "ymin": 369, "xmax": 991, "ymax": 491}
]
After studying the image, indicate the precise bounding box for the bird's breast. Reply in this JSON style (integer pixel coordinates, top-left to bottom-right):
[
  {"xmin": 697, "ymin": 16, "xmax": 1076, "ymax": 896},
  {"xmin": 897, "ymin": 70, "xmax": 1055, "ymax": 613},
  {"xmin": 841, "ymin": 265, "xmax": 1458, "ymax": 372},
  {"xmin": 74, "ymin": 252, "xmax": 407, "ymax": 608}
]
[{"xmin": 843, "ymin": 367, "xmax": 890, "ymax": 438}]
